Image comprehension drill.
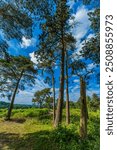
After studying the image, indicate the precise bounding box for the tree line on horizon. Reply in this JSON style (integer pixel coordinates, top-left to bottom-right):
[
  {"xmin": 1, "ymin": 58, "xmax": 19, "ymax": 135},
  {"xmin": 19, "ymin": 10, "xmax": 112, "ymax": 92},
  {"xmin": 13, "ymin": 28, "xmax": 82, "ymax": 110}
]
[
  {"xmin": 32, "ymin": 89, "xmax": 99, "ymax": 111},
  {"xmin": 0, "ymin": 0, "xmax": 100, "ymax": 139},
  {"xmin": 0, "ymin": 92, "xmax": 100, "ymax": 112}
]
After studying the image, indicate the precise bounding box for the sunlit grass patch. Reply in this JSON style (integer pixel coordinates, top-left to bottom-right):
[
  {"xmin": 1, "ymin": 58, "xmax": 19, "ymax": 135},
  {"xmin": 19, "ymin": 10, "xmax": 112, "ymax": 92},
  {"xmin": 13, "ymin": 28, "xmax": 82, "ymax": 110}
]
[{"xmin": 0, "ymin": 108, "xmax": 100, "ymax": 150}]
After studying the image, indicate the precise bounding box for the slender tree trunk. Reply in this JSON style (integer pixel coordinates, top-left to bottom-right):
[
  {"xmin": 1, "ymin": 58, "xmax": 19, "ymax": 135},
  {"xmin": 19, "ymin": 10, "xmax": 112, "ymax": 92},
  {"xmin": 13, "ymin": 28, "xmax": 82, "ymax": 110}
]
[
  {"xmin": 5, "ymin": 70, "xmax": 24, "ymax": 120},
  {"xmin": 65, "ymin": 51, "xmax": 70, "ymax": 125},
  {"xmin": 79, "ymin": 76, "xmax": 87, "ymax": 139},
  {"xmin": 52, "ymin": 75, "xmax": 56, "ymax": 123},
  {"xmin": 86, "ymin": 100, "xmax": 89, "ymax": 119},
  {"xmin": 54, "ymin": 32, "xmax": 65, "ymax": 127}
]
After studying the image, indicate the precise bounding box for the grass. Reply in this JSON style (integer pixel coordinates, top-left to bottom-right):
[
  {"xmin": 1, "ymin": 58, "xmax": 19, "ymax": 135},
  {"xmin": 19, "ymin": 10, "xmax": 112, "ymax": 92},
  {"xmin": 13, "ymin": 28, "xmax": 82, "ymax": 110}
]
[{"xmin": 0, "ymin": 108, "xmax": 100, "ymax": 150}]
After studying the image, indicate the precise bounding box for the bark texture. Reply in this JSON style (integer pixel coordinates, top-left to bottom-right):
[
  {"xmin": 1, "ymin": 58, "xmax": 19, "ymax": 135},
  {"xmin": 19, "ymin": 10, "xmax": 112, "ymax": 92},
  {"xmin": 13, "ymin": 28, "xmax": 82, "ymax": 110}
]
[
  {"xmin": 79, "ymin": 76, "xmax": 87, "ymax": 139},
  {"xmin": 54, "ymin": 33, "xmax": 65, "ymax": 127},
  {"xmin": 52, "ymin": 76, "xmax": 56, "ymax": 123},
  {"xmin": 65, "ymin": 51, "xmax": 70, "ymax": 125}
]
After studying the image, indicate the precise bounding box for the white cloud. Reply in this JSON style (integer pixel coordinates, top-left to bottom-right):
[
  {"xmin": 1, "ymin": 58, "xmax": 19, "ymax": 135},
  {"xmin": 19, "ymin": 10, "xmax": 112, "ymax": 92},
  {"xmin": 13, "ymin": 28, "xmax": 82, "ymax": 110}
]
[
  {"xmin": 87, "ymin": 63, "xmax": 96, "ymax": 70},
  {"xmin": 87, "ymin": 89, "xmax": 100, "ymax": 96},
  {"xmin": 14, "ymin": 91, "xmax": 34, "ymax": 104},
  {"xmin": 71, "ymin": 85, "xmax": 80, "ymax": 93},
  {"xmin": 31, "ymin": 78, "xmax": 49, "ymax": 92},
  {"xmin": 29, "ymin": 52, "xmax": 38, "ymax": 64},
  {"xmin": 67, "ymin": 0, "xmax": 75, "ymax": 9},
  {"xmin": 68, "ymin": 79, "xmax": 83, "ymax": 101},
  {"xmin": 15, "ymin": 78, "xmax": 49, "ymax": 104},
  {"xmin": 72, "ymin": 6, "xmax": 90, "ymax": 40},
  {"xmin": 29, "ymin": 52, "xmax": 44, "ymax": 65},
  {"xmin": 71, "ymin": 6, "xmax": 91, "ymax": 54},
  {"xmin": 73, "ymin": 79, "xmax": 79, "ymax": 83},
  {"xmin": 87, "ymin": 33, "xmax": 94, "ymax": 39},
  {"xmin": 20, "ymin": 36, "xmax": 36, "ymax": 48}
]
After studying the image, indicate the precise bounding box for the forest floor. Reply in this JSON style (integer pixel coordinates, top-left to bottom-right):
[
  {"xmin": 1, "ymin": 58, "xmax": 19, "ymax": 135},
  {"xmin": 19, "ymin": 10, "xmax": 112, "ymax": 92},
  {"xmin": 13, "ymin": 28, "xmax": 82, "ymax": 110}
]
[{"xmin": 0, "ymin": 108, "xmax": 100, "ymax": 150}]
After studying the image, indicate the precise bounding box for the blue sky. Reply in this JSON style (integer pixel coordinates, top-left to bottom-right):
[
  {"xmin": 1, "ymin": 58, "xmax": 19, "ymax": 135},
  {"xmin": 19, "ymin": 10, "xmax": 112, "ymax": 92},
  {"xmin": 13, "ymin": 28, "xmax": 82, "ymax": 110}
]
[{"xmin": 0, "ymin": 0, "xmax": 100, "ymax": 104}]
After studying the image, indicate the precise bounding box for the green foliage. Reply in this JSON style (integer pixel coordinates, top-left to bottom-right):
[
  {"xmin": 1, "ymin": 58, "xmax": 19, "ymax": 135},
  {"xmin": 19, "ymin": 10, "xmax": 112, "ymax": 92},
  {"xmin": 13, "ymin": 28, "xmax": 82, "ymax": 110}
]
[
  {"xmin": 70, "ymin": 57, "xmax": 86, "ymax": 75},
  {"xmin": 0, "ymin": 56, "xmax": 37, "ymax": 98},
  {"xmin": 0, "ymin": 1, "xmax": 32, "ymax": 40},
  {"xmin": 90, "ymin": 93, "xmax": 100, "ymax": 111},
  {"xmin": 88, "ymin": 8, "xmax": 100, "ymax": 33},
  {"xmin": 0, "ymin": 40, "xmax": 9, "ymax": 59},
  {"xmin": 0, "ymin": 108, "xmax": 99, "ymax": 150},
  {"xmin": 80, "ymin": 8, "xmax": 100, "ymax": 65},
  {"xmin": 0, "ymin": 0, "xmax": 100, "ymax": 148},
  {"xmin": 0, "ymin": 101, "xmax": 32, "ymax": 109},
  {"xmin": 32, "ymin": 88, "xmax": 53, "ymax": 108},
  {"xmin": 12, "ymin": 108, "xmax": 49, "ymax": 118},
  {"xmin": 72, "ymin": 94, "xmax": 100, "ymax": 111},
  {"xmin": 0, "ymin": 108, "xmax": 7, "ymax": 118},
  {"xmin": 0, "ymin": 108, "xmax": 50, "ymax": 122}
]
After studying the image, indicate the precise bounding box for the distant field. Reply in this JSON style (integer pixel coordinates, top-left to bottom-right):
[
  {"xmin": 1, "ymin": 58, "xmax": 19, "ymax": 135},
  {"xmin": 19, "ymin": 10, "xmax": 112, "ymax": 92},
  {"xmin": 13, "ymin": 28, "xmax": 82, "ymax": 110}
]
[{"xmin": 0, "ymin": 108, "xmax": 100, "ymax": 150}]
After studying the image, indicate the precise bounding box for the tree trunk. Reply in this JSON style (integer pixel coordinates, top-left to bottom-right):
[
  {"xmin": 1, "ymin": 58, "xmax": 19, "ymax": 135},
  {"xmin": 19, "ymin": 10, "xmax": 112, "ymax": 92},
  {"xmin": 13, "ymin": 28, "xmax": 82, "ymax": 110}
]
[
  {"xmin": 86, "ymin": 100, "xmax": 89, "ymax": 119},
  {"xmin": 65, "ymin": 51, "xmax": 70, "ymax": 125},
  {"xmin": 54, "ymin": 32, "xmax": 65, "ymax": 127},
  {"xmin": 5, "ymin": 70, "xmax": 24, "ymax": 120},
  {"xmin": 52, "ymin": 75, "xmax": 56, "ymax": 123},
  {"xmin": 79, "ymin": 76, "xmax": 87, "ymax": 139}
]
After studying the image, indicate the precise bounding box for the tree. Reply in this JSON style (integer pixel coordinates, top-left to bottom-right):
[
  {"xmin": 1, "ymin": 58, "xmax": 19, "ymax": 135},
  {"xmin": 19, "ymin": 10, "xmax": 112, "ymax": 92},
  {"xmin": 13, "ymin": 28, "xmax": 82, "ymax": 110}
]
[
  {"xmin": 44, "ymin": 71, "xmax": 56, "ymax": 122},
  {"xmin": 65, "ymin": 35, "xmax": 76, "ymax": 125},
  {"xmin": 0, "ymin": 1, "xmax": 33, "ymax": 100},
  {"xmin": 44, "ymin": 96, "xmax": 53, "ymax": 109},
  {"xmin": 35, "ymin": 0, "xmax": 75, "ymax": 127},
  {"xmin": 53, "ymin": 0, "xmax": 68, "ymax": 127},
  {"xmin": 65, "ymin": 50, "xmax": 70, "ymax": 125},
  {"xmin": 71, "ymin": 57, "xmax": 94, "ymax": 138},
  {"xmin": 45, "ymin": 70, "xmax": 56, "ymax": 122},
  {"xmin": 32, "ymin": 88, "xmax": 52, "ymax": 108},
  {"xmin": 74, "ymin": 0, "xmax": 99, "ymax": 7},
  {"xmin": 0, "ymin": 40, "xmax": 9, "ymax": 59},
  {"xmin": 36, "ymin": 51, "xmax": 56, "ymax": 121},
  {"xmin": 35, "ymin": 48, "xmax": 56, "ymax": 121},
  {"xmin": 70, "ymin": 8, "xmax": 100, "ymax": 138},
  {"xmin": 31, "ymin": 0, "xmax": 58, "ymax": 123},
  {"xmin": 52, "ymin": 0, "xmax": 76, "ymax": 127},
  {"xmin": 90, "ymin": 93, "xmax": 100, "ymax": 111},
  {"xmin": 0, "ymin": 1, "xmax": 32, "ymax": 40},
  {"xmin": 36, "ymin": 33, "xmax": 57, "ymax": 121},
  {"xmin": 0, "ymin": 41, "xmax": 13, "ymax": 97},
  {"xmin": 80, "ymin": 8, "xmax": 100, "ymax": 65},
  {"xmin": 0, "ymin": 56, "xmax": 37, "ymax": 120},
  {"xmin": 86, "ymin": 95, "xmax": 91, "ymax": 112},
  {"xmin": 79, "ymin": 76, "xmax": 87, "ymax": 138}
]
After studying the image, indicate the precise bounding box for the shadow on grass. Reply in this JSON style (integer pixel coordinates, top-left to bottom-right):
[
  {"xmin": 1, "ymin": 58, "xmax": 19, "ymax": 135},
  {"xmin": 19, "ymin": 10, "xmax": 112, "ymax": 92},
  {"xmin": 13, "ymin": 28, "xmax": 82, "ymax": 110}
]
[
  {"xmin": 8, "ymin": 118, "xmax": 26, "ymax": 124},
  {"xmin": 0, "ymin": 126, "xmax": 100, "ymax": 150}
]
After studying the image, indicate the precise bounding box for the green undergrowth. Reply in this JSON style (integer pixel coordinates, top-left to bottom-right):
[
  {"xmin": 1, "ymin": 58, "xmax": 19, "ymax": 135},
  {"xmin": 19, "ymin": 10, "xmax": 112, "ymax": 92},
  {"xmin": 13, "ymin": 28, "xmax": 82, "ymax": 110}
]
[{"xmin": 0, "ymin": 108, "xmax": 100, "ymax": 150}]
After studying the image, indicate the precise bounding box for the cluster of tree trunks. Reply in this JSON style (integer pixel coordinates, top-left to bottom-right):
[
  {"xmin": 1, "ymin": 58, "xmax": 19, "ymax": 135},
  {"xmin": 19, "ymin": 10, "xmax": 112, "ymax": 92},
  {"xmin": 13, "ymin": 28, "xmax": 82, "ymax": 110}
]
[{"xmin": 54, "ymin": 34, "xmax": 65, "ymax": 127}]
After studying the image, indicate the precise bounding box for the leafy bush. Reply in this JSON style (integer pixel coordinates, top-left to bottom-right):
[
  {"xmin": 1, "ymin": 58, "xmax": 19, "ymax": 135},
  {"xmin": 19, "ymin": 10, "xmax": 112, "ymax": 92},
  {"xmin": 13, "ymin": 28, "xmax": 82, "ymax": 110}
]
[
  {"xmin": 0, "ymin": 109, "xmax": 7, "ymax": 118},
  {"xmin": 12, "ymin": 108, "xmax": 49, "ymax": 118}
]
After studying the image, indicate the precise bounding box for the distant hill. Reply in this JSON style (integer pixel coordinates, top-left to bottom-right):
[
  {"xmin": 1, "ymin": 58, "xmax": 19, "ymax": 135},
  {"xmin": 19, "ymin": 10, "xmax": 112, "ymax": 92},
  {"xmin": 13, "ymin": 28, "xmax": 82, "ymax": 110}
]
[{"xmin": 0, "ymin": 101, "xmax": 32, "ymax": 109}]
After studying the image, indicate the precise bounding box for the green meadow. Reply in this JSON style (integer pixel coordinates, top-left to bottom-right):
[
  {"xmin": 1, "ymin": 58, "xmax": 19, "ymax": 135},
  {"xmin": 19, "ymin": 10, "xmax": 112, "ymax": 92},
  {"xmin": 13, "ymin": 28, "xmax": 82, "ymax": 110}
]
[{"xmin": 0, "ymin": 108, "xmax": 99, "ymax": 150}]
